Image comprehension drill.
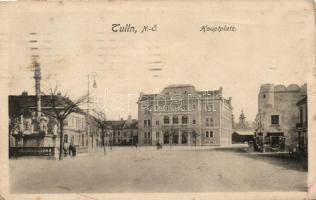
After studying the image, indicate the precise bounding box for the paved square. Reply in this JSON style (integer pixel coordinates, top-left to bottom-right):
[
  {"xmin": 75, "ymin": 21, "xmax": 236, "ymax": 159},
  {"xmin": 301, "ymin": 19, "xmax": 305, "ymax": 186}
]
[{"xmin": 9, "ymin": 146, "xmax": 307, "ymax": 193}]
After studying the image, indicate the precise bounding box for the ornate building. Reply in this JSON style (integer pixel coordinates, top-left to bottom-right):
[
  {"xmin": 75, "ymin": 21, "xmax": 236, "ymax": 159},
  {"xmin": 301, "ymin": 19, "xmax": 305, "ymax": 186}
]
[{"xmin": 137, "ymin": 84, "xmax": 233, "ymax": 146}]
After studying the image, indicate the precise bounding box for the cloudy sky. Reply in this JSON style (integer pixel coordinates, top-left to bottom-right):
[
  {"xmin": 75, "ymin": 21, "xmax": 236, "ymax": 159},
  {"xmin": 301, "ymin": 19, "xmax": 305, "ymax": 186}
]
[{"xmin": 1, "ymin": 0, "xmax": 313, "ymax": 121}]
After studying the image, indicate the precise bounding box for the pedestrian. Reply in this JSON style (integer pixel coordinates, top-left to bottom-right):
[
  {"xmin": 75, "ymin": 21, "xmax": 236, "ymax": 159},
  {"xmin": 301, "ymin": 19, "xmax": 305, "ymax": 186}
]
[
  {"xmin": 72, "ymin": 145, "xmax": 77, "ymax": 157},
  {"xmin": 63, "ymin": 142, "xmax": 68, "ymax": 157},
  {"xmin": 68, "ymin": 143, "xmax": 73, "ymax": 157}
]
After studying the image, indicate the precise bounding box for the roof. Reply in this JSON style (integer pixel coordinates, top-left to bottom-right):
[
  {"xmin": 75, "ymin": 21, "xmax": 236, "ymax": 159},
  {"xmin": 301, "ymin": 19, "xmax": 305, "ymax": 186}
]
[
  {"xmin": 105, "ymin": 120, "xmax": 126, "ymax": 129},
  {"xmin": 9, "ymin": 94, "xmax": 81, "ymax": 119},
  {"xmin": 123, "ymin": 119, "xmax": 138, "ymax": 129},
  {"xmin": 233, "ymin": 130, "xmax": 255, "ymax": 136},
  {"xmin": 164, "ymin": 84, "xmax": 195, "ymax": 89}
]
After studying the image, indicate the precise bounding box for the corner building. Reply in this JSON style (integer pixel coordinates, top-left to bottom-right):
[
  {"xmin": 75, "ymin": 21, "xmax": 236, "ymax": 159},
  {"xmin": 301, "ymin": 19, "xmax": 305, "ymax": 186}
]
[
  {"xmin": 137, "ymin": 84, "xmax": 233, "ymax": 146},
  {"xmin": 255, "ymin": 83, "xmax": 307, "ymax": 152}
]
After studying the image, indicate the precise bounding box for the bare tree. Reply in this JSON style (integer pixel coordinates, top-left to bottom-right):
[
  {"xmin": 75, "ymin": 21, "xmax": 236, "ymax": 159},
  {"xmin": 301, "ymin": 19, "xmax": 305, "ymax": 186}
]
[
  {"xmin": 90, "ymin": 109, "xmax": 110, "ymax": 155},
  {"xmin": 39, "ymin": 86, "xmax": 88, "ymax": 160}
]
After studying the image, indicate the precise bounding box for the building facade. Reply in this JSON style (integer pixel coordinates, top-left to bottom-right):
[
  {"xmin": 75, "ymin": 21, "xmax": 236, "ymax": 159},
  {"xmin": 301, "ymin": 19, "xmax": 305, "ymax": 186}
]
[
  {"xmin": 137, "ymin": 84, "xmax": 233, "ymax": 146},
  {"xmin": 296, "ymin": 96, "xmax": 307, "ymax": 156},
  {"xmin": 254, "ymin": 83, "xmax": 307, "ymax": 152},
  {"xmin": 122, "ymin": 116, "xmax": 138, "ymax": 145},
  {"xmin": 105, "ymin": 116, "xmax": 138, "ymax": 145}
]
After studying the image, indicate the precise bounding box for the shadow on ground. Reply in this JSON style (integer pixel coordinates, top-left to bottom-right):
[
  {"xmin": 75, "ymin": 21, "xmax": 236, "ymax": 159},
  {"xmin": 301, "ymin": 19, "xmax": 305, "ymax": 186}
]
[{"xmin": 209, "ymin": 148, "xmax": 308, "ymax": 172}]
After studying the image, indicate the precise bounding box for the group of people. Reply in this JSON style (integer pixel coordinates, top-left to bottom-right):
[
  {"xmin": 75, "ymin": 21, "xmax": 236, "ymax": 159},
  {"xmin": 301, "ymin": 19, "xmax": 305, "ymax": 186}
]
[{"xmin": 63, "ymin": 143, "xmax": 77, "ymax": 157}]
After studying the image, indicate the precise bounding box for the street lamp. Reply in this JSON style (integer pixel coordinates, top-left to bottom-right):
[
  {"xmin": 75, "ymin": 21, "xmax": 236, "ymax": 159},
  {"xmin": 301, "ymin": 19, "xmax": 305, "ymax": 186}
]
[{"xmin": 87, "ymin": 72, "xmax": 97, "ymax": 153}]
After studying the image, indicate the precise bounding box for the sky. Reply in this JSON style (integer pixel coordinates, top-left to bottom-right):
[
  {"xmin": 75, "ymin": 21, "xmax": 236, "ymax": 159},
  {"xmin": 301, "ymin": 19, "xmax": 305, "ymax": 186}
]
[{"xmin": 1, "ymin": 0, "xmax": 314, "ymax": 121}]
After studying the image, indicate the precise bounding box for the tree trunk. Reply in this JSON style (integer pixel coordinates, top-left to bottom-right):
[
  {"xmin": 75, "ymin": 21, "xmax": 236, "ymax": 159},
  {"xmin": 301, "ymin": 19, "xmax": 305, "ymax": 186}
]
[
  {"xmin": 102, "ymin": 129, "xmax": 106, "ymax": 155},
  {"xmin": 59, "ymin": 121, "xmax": 64, "ymax": 160}
]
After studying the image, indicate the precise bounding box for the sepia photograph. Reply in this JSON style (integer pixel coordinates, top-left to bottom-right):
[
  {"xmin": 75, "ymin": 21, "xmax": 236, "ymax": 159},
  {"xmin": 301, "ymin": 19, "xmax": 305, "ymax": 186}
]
[{"xmin": 0, "ymin": 0, "xmax": 315, "ymax": 199}]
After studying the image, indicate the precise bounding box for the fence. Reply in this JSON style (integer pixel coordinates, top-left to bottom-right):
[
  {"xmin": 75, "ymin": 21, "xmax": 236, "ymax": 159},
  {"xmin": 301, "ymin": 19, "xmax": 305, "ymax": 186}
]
[{"xmin": 9, "ymin": 147, "xmax": 56, "ymax": 158}]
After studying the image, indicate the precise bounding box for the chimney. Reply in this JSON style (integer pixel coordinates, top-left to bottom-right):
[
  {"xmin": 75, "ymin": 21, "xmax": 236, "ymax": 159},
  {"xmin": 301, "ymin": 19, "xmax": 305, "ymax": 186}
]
[
  {"xmin": 21, "ymin": 91, "xmax": 28, "ymax": 96},
  {"xmin": 219, "ymin": 87, "xmax": 223, "ymax": 97},
  {"xmin": 121, "ymin": 117, "xmax": 124, "ymax": 121}
]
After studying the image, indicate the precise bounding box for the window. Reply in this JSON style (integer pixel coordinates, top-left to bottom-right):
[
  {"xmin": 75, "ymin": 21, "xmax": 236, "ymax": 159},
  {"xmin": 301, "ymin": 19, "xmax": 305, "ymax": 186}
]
[
  {"xmin": 148, "ymin": 132, "xmax": 151, "ymax": 138},
  {"xmin": 148, "ymin": 120, "xmax": 151, "ymax": 127},
  {"xmin": 206, "ymin": 118, "xmax": 210, "ymax": 127},
  {"xmin": 164, "ymin": 116, "xmax": 169, "ymax": 124},
  {"xmin": 118, "ymin": 131, "xmax": 121, "ymax": 136},
  {"xmin": 210, "ymin": 131, "xmax": 214, "ymax": 137},
  {"xmin": 144, "ymin": 120, "xmax": 147, "ymax": 128},
  {"xmin": 181, "ymin": 116, "xmax": 188, "ymax": 124},
  {"xmin": 192, "ymin": 104, "xmax": 196, "ymax": 110},
  {"xmin": 263, "ymin": 94, "xmax": 266, "ymax": 98},
  {"xmin": 206, "ymin": 104, "xmax": 213, "ymax": 111},
  {"xmin": 206, "ymin": 131, "xmax": 209, "ymax": 137},
  {"xmin": 271, "ymin": 115, "xmax": 279, "ymax": 125},
  {"xmin": 210, "ymin": 118, "xmax": 213, "ymax": 127},
  {"xmin": 156, "ymin": 120, "xmax": 160, "ymax": 125},
  {"xmin": 193, "ymin": 119, "xmax": 196, "ymax": 124},
  {"xmin": 299, "ymin": 107, "xmax": 303, "ymax": 124},
  {"xmin": 173, "ymin": 116, "xmax": 179, "ymax": 124},
  {"xmin": 64, "ymin": 135, "xmax": 68, "ymax": 143}
]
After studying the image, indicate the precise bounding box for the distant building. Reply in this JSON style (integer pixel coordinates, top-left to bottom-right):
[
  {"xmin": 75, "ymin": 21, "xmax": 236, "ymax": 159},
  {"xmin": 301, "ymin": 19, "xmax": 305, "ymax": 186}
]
[
  {"xmin": 296, "ymin": 96, "xmax": 307, "ymax": 156},
  {"xmin": 87, "ymin": 115, "xmax": 102, "ymax": 148},
  {"xmin": 105, "ymin": 116, "xmax": 138, "ymax": 145},
  {"xmin": 122, "ymin": 116, "xmax": 138, "ymax": 145},
  {"xmin": 137, "ymin": 84, "xmax": 233, "ymax": 146},
  {"xmin": 232, "ymin": 110, "xmax": 255, "ymax": 144},
  {"xmin": 254, "ymin": 83, "xmax": 307, "ymax": 152}
]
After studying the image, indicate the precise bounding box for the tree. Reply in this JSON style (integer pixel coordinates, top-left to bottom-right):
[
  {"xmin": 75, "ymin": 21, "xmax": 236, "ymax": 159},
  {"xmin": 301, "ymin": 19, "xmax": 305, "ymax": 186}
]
[
  {"xmin": 90, "ymin": 109, "xmax": 110, "ymax": 155},
  {"xmin": 39, "ymin": 86, "xmax": 88, "ymax": 160}
]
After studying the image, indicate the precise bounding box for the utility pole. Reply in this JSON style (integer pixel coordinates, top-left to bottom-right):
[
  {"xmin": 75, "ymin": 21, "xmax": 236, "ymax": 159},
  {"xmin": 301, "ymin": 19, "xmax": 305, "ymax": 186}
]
[{"xmin": 87, "ymin": 72, "xmax": 97, "ymax": 154}]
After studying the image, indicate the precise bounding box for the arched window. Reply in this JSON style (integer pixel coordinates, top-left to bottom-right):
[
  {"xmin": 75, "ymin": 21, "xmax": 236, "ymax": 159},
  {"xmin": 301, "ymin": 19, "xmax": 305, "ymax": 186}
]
[
  {"xmin": 181, "ymin": 116, "xmax": 188, "ymax": 124},
  {"xmin": 164, "ymin": 116, "xmax": 169, "ymax": 124},
  {"xmin": 206, "ymin": 131, "xmax": 209, "ymax": 137}
]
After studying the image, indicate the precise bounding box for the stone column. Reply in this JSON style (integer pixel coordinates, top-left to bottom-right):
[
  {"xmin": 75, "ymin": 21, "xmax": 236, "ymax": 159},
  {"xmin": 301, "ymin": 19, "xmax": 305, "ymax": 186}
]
[
  {"xmin": 178, "ymin": 129, "xmax": 181, "ymax": 145},
  {"xmin": 187, "ymin": 132, "xmax": 191, "ymax": 146}
]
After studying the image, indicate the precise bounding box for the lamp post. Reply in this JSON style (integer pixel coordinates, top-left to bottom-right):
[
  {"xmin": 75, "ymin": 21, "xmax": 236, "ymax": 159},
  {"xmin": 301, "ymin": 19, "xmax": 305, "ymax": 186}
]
[{"xmin": 87, "ymin": 72, "xmax": 97, "ymax": 154}]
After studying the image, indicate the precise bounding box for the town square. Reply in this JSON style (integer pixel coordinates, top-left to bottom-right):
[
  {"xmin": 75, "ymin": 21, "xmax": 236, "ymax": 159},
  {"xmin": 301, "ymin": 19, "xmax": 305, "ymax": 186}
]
[
  {"xmin": 10, "ymin": 146, "xmax": 307, "ymax": 193},
  {"xmin": 1, "ymin": 1, "xmax": 314, "ymax": 199}
]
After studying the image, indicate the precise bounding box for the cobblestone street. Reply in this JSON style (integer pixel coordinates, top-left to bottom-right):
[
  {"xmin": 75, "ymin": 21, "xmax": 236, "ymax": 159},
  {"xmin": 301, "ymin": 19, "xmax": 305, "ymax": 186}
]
[{"xmin": 9, "ymin": 146, "xmax": 307, "ymax": 193}]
